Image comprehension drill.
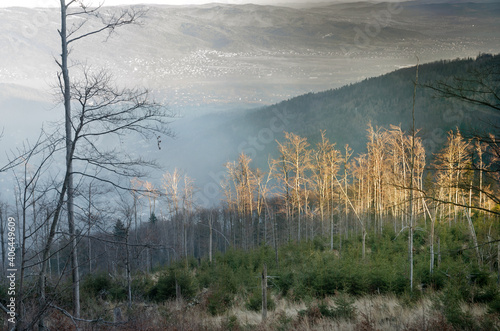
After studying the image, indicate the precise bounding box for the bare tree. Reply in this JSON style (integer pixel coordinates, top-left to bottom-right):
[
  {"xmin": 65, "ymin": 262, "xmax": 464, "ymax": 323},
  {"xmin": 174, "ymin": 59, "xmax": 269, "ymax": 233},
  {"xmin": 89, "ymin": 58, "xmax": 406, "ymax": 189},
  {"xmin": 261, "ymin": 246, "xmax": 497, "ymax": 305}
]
[
  {"xmin": 424, "ymin": 55, "xmax": 500, "ymax": 213},
  {"xmin": 54, "ymin": 0, "xmax": 149, "ymax": 322},
  {"xmin": 182, "ymin": 175, "xmax": 195, "ymax": 258},
  {"xmin": 224, "ymin": 153, "xmax": 257, "ymax": 249},
  {"xmin": 3, "ymin": 132, "xmax": 59, "ymax": 330},
  {"xmin": 116, "ymin": 196, "xmax": 134, "ymax": 308},
  {"xmin": 310, "ymin": 131, "xmax": 340, "ymax": 248},
  {"xmin": 276, "ymin": 132, "xmax": 311, "ymax": 242},
  {"xmin": 27, "ymin": 2, "xmax": 173, "ymax": 328},
  {"xmin": 163, "ymin": 169, "xmax": 182, "ymax": 257},
  {"xmin": 408, "ymin": 61, "xmax": 419, "ymax": 292}
]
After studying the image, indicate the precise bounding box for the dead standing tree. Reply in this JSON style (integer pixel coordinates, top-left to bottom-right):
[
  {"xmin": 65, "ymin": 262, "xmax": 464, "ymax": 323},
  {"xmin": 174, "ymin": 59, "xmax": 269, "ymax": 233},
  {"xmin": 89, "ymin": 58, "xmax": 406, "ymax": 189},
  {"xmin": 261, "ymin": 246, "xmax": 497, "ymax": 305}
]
[
  {"xmin": 33, "ymin": 2, "xmax": 172, "ymax": 329},
  {"xmin": 276, "ymin": 132, "xmax": 311, "ymax": 242},
  {"xmin": 423, "ymin": 56, "xmax": 500, "ymax": 270},
  {"xmin": 57, "ymin": 1, "xmax": 148, "ymax": 320},
  {"xmin": 34, "ymin": 69, "xmax": 171, "ymax": 329},
  {"xmin": 7, "ymin": 133, "xmax": 59, "ymax": 331},
  {"xmin": 424, "ymin": 55, "xmax": 500, "ymax": 212}
]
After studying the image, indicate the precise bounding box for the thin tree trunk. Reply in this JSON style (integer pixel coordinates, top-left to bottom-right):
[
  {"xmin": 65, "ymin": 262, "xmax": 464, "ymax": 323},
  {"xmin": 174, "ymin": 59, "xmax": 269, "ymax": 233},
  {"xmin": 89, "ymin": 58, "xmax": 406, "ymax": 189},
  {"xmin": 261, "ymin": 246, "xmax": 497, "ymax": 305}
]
[
  {"xmin": 478, "ymin": 144, "xmax": 483, "ymax": 210},
  {"xmin": 362, "ymin": 228, "xmax": 366, "ymax": 260},
  {"xmin": 330, "ymin": 212, "xmax": 334, "ymax": 251},
  {"xmin": 209, "ymin": 214, "xmax": 213, "ymax": 263},
  {"xmin": 423, "ymin": 199, "xmax": 435, "ymax": 275},
  {"xmin": 126, "ymin": 227, "xmax": 132, "ymax": 308},
  {"xmin": 438, "ymin": 237, "xmax": 441, "ymax": 268},
  {"xmin": 37, "ymin": 170, "xmax": 70, "ymax": 330},
  {"xmin": 17, "ymin": 194, "xmax": 29, "ymax": 329},
  {"xmin": 430, "ymin": 219, "xmax": 434, "ymax": 275},
  {"xmin": 59, "ymin": 0, "xmax": 80, "ymax": 318},
  {"xmin": 264, "ymin": 208, "xmax": 268, "ymax": 246},
  {"xmin": 408, "ymin": 58, "xmax": 419, "ymax": 292},
  {"xmin": 88, "ymin": 185, "xmax": 92, "ymax": 274},
  {"xmin": 464, "ymin": 200, "xmax": 481, "ymax": 265},
  {"xmin": 262, "ymin": 264, "xmax": 267, "ymax": 322},
  {"xmin": 273, "ymin": 212, "xmax": 279, "ymax": 269}
]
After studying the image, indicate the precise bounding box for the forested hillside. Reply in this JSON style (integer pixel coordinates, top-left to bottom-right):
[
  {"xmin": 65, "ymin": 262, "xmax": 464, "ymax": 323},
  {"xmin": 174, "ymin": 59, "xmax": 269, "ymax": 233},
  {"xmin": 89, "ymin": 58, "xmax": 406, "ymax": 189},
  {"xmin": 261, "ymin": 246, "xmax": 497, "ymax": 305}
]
[{"xmin": 227, "ymin": 53, "xmax": 500, "ymax": 167}]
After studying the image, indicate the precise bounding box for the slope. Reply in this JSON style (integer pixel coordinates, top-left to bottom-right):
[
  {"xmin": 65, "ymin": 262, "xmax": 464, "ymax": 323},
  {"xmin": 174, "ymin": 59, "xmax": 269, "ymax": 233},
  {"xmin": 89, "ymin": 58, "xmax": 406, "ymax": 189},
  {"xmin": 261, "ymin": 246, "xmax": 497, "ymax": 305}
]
[{"xmin": 209, "ymin": 54, "xmax": 500, "ymax": 171}]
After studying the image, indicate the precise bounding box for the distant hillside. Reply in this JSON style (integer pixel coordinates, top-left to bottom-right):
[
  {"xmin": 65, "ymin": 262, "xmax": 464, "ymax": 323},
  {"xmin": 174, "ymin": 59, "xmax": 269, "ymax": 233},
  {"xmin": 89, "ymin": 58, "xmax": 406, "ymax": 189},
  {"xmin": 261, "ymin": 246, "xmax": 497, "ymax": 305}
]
[{"xmin": 216, "ymin": 54, "xmax": 500, "ymax": 169}]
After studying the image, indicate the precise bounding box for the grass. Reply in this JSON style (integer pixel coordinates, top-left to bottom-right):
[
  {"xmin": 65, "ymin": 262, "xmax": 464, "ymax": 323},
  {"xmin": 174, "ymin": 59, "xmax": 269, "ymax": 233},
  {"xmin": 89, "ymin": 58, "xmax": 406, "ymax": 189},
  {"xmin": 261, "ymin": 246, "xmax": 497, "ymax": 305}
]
[{"xmin": 32, "ymin": 289, "xmax": 498, "ymax": 330}]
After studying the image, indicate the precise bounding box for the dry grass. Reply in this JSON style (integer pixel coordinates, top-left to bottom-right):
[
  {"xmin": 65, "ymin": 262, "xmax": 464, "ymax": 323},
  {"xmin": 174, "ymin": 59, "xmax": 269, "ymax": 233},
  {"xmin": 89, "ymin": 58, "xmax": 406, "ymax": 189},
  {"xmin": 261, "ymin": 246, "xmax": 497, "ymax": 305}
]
[
  {"xmin": 40, "ymin": 293, "xmax": 499, "ymax": 330},
  {"xmin": 209, "ymin": 294, "xmax": 497, "ymax": 331}
]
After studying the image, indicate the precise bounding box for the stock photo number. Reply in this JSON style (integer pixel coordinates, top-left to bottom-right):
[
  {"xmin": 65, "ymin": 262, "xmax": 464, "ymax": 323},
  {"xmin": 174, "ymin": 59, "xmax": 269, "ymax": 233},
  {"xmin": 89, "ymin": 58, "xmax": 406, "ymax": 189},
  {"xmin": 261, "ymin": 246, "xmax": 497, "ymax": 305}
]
[{"xmin": 6, "ymin": 217, "xmax": 17, "ymax": 324}]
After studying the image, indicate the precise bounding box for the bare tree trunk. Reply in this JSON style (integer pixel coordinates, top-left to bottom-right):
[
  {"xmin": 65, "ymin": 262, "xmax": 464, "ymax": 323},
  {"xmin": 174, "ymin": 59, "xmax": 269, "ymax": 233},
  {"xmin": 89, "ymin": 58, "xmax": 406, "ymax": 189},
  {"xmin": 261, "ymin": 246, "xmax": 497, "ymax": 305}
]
[
  {"xmin": 273, "ymin": 212, "xmax": 279, "ymax": 269},
  {"xmin": 330, "ymin": 211, "xmax": 334, "ymax": 251},
  {"xmin": 59, "ymin": 0, "xmax": 80, "ymax": 318},
  {"xmin": 344, "ymin": 149, "xmax": 349, "ymax": 238},
  {"xmin": 184, "ymin": 222, "xmax": 188, "ymax": 258},
  {"xmin": 19, "ymin": 191, "xmax": 31, "ymax": 330},
  {"xmin": 464, "ymin": 200, "xmax": 481, "ymax": 265},
  {"xmin": 477, "ymin": 142, "xmax": 484, "ymax": 211},
  {"xmin": 430, "ymin": 217, "xmax": 434, "ymax": 275},
  {"xmin": 38, "ymin": 171, "xmax": 70, "ymax": 330},
  {"xmin": 262, "ymin": 264, "xmax": 267, "ymax": 322},
  {"xmin": 438, "ymin": 237, "xmax": 441, "ymax": 268},
  {"xmin": 88, "ymin": 185, "xmax": 92, "ymax": 274},
  {"xmin": 360, "ymin": 228, "xmax": 365, "ymax": 259},
  {"xmin": 126, "ymin": 228, "xmax": 132, "ymax": 308},
  {"xmin": 423, "ymin": 199, "xmax": 435, "ymax": 275},
  {"xmin": 408, "ymin": 58, "xmax": 419, "ymax": 292},
  {"xmin": 209, "ymin": 214, "xmax": 213, "ymax": 264},
  {"xmin": 330, "ymin": 184, "xmax": 336, "ymax": 251},
  {"xmin": 409, "ymin": 165, "xmax": 414, "ymax": 292},
  {"xmin": 264, "ymin": 208, "xmax": 268, "ymax": 245}
]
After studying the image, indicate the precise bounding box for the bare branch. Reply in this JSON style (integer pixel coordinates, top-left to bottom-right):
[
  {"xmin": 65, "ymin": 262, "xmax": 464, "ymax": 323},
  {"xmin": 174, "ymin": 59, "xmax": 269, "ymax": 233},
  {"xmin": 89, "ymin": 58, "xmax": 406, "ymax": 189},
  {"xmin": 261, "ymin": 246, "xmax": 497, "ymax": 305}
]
[
  {"xmin": 49, "ymin": 304, "xmax": 127, "ymax": 327},
  {"xmin": 67, "ymin": 8, "xmax": 147, "ymax": 45}
]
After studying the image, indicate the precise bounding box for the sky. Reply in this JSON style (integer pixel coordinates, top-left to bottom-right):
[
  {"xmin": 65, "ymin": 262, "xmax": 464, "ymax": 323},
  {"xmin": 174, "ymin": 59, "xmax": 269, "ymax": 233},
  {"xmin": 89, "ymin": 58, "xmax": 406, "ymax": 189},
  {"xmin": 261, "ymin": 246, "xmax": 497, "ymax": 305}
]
[{"xmin": 0, "ymin": 0, "xmax": 336, "ymax": 7}]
